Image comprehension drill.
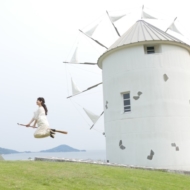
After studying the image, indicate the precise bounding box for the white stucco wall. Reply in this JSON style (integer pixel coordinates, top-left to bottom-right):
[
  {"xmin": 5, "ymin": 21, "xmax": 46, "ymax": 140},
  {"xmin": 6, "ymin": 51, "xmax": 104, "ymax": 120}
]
[{"xmin": 102, "ymin": 43, "xmax": 190, "ymax": 170}]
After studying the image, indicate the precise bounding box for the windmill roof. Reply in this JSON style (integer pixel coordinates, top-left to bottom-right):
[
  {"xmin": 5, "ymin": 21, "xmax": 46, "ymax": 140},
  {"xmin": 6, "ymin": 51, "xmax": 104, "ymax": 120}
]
[{"xmin": 98, "ymin": 20, "xmax": 190, "ymax": 68}]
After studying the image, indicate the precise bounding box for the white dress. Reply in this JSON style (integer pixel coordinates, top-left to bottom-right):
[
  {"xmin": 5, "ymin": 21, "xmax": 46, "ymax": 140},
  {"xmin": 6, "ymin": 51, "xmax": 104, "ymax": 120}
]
[{"xmin": 33, "ymin": 106, "xmax": 51, "ymax": 138}]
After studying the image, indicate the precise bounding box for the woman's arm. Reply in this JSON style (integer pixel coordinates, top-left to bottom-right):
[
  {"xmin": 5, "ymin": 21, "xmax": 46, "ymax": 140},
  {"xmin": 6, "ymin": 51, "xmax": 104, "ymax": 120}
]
[
  {"xmin": 32, "ymin": 120, "xmax": 37, "ymax": 128},
  {"xmin": 26, "ymin": 107, "xmax": 42, "ymax": 127},
  {"xmin": 26, "ymin": 118, "xmax": 35, "ymax": 127},
  {"xmin": 26, "ymin": 108, "xmax": 40, "ymax": 127}
]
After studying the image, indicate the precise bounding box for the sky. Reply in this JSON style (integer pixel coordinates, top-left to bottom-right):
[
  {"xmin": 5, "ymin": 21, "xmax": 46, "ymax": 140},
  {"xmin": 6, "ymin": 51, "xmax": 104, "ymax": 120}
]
[{"xmin": 0, "ymin": 0, "xmax": 190, "ymax": 152}]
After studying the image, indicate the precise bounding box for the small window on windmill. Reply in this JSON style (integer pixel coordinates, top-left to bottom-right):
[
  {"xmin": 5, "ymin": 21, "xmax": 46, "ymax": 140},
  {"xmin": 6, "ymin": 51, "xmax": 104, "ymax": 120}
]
[
  {"xmin": 144, "ymin": 45, "xmax": 161, "ymax": 54},
  {"xmin": 146, "ymin": 46, "xmax": 155, "ymax": 54},
  {"xmin": 122, "ymin": 92, "xmax": 131, "ymax": 113}
]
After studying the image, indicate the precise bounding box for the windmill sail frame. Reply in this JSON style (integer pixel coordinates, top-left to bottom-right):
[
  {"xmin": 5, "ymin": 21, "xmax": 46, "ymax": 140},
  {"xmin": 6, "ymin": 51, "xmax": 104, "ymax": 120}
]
[
  {"xmin": 67, "ymin": 82, "xmax": 102, "ymax": 98},
  {"xmin": 106, "ymin": 11, "xmax": 121, "ymax": 37}
]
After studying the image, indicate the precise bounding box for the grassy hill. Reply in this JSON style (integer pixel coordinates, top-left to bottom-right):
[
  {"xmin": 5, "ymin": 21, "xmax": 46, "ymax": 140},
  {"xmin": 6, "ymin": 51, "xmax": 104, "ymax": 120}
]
[{"xmin": 0, "ymin": 161, "xmax": 190, "ymax": 190}]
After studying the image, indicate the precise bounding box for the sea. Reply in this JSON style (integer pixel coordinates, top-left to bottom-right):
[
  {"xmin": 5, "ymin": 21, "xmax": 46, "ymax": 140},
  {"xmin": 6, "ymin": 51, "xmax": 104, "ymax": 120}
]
[{"xmin": 2, "ymin": 150, "xmax": 106, "ymax": 161}]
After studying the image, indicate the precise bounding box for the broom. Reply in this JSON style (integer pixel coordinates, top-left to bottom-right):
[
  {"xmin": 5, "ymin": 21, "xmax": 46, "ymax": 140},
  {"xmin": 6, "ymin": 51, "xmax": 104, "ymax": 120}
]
[{"xmin": 17, "ymin": 123, "xmax": 68, "ymax": 134}]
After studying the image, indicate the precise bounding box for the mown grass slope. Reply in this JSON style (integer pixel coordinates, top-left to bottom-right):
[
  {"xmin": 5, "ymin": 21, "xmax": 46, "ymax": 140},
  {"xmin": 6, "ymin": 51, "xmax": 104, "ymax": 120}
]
[{"xmin": 0, "ymin": 161, "xmax": 190, "ymax": 190}]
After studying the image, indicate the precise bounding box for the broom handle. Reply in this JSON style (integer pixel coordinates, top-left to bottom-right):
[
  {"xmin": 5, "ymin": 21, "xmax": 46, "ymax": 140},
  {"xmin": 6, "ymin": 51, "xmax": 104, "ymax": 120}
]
[
  {"xmin": 17, "ymin": 123, "xmax": 37, "ymax": 128},
  {"xmin": 53, "ymin": 130, "xmax": 68, "ymax": 134},
  {"xmin": 18, "ymin": 123, "xmax": 67, "ymax": 134}
]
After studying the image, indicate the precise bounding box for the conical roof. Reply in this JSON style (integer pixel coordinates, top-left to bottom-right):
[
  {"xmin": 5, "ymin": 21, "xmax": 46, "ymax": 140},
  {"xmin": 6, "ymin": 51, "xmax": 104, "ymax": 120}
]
[
  {"xmin": 98, "ymin": 20, "xmax": 190, "ymax": 68},
  {"xmin": 109, "ymin": 20, "xmax": 187, "ymax": 50}
]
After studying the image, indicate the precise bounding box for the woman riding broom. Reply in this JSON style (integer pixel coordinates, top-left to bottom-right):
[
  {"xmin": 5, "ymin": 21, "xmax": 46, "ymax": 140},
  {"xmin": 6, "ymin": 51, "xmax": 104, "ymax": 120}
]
[{"xmin": 18, "ymin": 97, "xmax": 67, "ymax": 138}]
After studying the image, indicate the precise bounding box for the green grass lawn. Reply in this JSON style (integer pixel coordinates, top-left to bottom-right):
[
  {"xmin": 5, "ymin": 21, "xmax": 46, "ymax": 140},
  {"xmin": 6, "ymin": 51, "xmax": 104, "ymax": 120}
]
[{"xmin": 0, "ymin": 161, "xmax": 190, "ymax": 190}]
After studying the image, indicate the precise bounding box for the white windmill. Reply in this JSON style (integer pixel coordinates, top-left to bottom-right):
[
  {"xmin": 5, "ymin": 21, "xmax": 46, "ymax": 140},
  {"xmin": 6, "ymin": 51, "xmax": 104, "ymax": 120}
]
[{"xmin": 64, "ymin": 6, "xmax": 190, "ymax": 170}]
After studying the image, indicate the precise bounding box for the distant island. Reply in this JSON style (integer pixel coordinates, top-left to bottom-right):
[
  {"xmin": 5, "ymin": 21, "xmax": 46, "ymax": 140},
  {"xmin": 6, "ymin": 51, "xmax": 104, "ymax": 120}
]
[
  {"xmin": 0, "ymin": 145, "xmax": 86, "ymax": 154},
  {"xmin": 40, "ymin": 145, "xmax": 85, "ymax": 153},
  {"xmin": 0, "ymin": 147, "xmax": 19, "ymax": 154}
]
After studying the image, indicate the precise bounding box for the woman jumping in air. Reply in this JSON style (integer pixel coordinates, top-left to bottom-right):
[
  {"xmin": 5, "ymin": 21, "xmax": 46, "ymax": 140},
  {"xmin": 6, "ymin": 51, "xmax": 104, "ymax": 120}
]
[{"xmin": 18, "ymin": 97, "xmax": 67, "ymax": 138}]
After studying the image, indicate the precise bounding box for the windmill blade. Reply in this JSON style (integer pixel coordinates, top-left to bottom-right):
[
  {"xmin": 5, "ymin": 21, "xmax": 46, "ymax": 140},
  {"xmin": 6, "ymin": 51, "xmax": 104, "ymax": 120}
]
[
  {"xmin": 89, "ymin": 111, "xmax": 104, "ymax": 130},
  {"xmin": 63, "ymin": 61, "xmax": 97, "ymax": 65},
  {"xmin": 109, "ymin": 14, "xmax": 126, "ymax": 22},
  {"xmin": 85, "ymin": 23, "xmax": 100, "ymax": 37},
  {"xmin": 70, "ymin": 46, "xmax": 78, "ymax": 63},
  {"xmin": 85, "ymin": 82, "xmax": 102, "ymax": 91},
  {"xmin": 141, "ymin": 11, "xmax": 156, "ymax": 19},
  {"xmin": 166, "ymin": 17, "xmax": 182, "ymax": 35},
  {"xmin": 67, "ymin": 82, "xmax": 102, "ymax": 98},
  {"xmin": 79, "ymin": 29, "xmax": 108, "ymax": 49},
  {"xmin": 83, "ymin": 108, "xmax": 104, "ymax": 130},
  {"xmin": 106, "ymin": 11, "xmax": 121, "ymax": 37},
  {"xmin": 165, "ymin": 17, "xmax": 182, "ymax": 35},
  {"xmin": 63, "ymin": 46, "xmax": 79, "ymax": 64},
  {"xmin": 63, "ymin": 45, "xmax": 97, "ymax": 65},
  {"xmin": 83, "ymin": 108, "xmax": 99, "ymax": 123},
  {"xmin": 71, "ymin": 78, "xmax": 81, "ymax": 95},
  {"xmin": 168, "ymin": 23, "xmax": 182, "ymax": 35}
]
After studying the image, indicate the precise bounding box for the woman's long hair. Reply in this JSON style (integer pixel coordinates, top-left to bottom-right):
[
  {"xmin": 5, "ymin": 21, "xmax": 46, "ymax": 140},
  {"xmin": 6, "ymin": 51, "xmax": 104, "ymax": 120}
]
[{"xmin": 37, "ymin": 97, "xmax": 48, "ymax": 115}]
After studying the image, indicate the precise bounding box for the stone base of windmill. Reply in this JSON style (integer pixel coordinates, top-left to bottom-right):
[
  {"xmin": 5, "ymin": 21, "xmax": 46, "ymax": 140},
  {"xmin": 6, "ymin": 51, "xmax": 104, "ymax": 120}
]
[{"xmin": 35, "ymin": 157, "xmax": 190, "ymax": 175}]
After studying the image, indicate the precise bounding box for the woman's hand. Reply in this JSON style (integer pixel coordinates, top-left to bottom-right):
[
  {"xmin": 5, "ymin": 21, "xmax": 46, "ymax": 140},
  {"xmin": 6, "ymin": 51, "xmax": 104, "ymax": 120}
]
[{"xmin": 25, "ymin": 124, "xmax": 31, "ymax": 127}]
